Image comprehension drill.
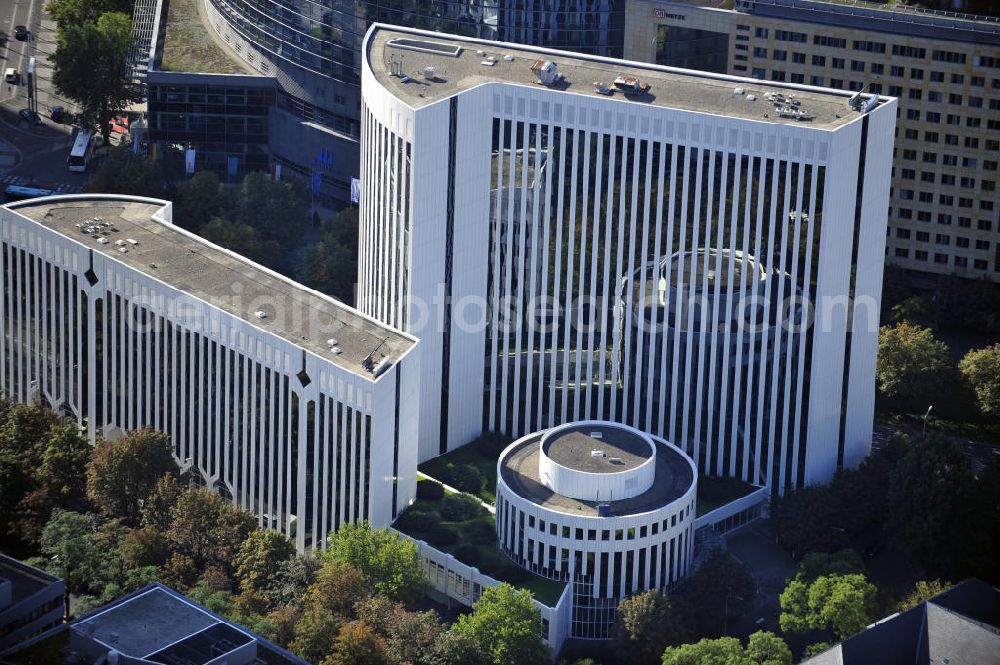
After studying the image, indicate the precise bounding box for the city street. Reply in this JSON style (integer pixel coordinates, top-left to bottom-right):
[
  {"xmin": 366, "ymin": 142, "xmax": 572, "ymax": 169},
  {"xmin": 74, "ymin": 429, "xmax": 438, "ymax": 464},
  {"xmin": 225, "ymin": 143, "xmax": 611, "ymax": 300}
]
[{"xmin": 1, "ymin": 0, "xmax": 85, "ymax": 193}]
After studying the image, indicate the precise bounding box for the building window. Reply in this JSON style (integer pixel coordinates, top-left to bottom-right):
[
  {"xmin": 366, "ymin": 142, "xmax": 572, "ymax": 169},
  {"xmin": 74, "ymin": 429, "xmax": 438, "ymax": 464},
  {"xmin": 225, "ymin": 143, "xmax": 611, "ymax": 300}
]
[
  {"xmin": 892, "ymin": 45, "xmax": 927, "ymax": 59},
  {"xmin": 954, "ymin": 256, "xmax": 968, "ymax": 267},
  {"xmin": 793, "ymin": 52, "xmax": 805, "ymax": 64},
  {"xmin": 812, "ymin": 55, "xmax": 826, "ymax": 66},
  {"xmin": 895, "ymin": 248, "xmax": 909, "ymax": 258},
  {"xmin": 773, "ymin": 49, "xmax": 787, "ymax": 61},
  {"xmin": 753, "ymin": 47, "xmax": 767, "ymax": 58},
  {"xmin": 832, "ymin": 57, "xmax": 845, "ymax": 69},
  {"xmin": 930, "ymin": 71, "xmax": 945, "ymax": 82},
  {"xmin": 814, "ymin": 35, "xmax": 846, "ymax": 48},
  {"xmin": 934, "ymin": 253, "xmax": 949, "ymax": 264},
  {"xmin": 910, "ymin": 68, "xmax": 924, "ymax": 80},
  {"xmin": 755, "ymin": 27, "xmax": 769, "ymax": 38}
]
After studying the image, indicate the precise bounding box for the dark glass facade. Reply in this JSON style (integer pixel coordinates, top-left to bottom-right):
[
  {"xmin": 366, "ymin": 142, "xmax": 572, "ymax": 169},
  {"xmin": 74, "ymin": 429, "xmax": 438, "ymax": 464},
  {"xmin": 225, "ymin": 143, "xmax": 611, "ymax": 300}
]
[{"xmin": 148, "ymin": 79, "xmax": 275, "ymax": 181}]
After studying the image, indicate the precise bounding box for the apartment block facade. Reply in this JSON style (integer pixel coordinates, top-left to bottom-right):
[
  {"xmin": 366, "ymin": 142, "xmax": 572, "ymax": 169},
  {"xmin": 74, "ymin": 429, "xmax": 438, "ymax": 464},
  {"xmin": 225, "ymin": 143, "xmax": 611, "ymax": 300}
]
[{"xmin": 625, "ymin": 0, "xmax": 1000, "ymax": 280}]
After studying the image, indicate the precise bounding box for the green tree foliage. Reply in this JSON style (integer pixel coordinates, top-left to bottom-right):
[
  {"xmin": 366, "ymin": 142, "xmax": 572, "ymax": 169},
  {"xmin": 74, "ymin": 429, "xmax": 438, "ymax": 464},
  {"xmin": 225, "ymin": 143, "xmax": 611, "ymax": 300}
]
[
  {"xmin": 661, "ymin": 632, "xmax": 791, "ymax": 665},
  {"xmin": 85, "ymin": 147, "xmax": 169, "ymax": 198},
  {"xmin": 290, "ymin": 604, "xmax": 344, "ymax": 664},
  {"xmin": 0, "ymin": 402, "xmax": 89, "ymax": 546},
  {"xmin": 876, "ymin": 322, "xmax": 961, "ymax": 414},
  {"xmin": 321, "ymin": 621, "xmax": 393, "ymax": 665},
  {"xmin": 297, "ymin": 207, "xmax": 360, "ymax": 303},
  {"xmin": 304, "ymin": 558, "xmax": 367, "ymax": 617},
  {"xmin": 326, "ymin": 521, "xmax": 424, "ymax": 602},
  {"xmin": 47, "ymin": 0, "xmax": 132, "ymax": 26},
  {"xmin": 746, "ymin": 631, "xmax": 794, "ymax": 665},
  {"xmin": 86, "ymin": 429, "xmax": 178, "ymax": 525},
  {"xmin": 888, "ymin": 434, "xmax": 973, "ymax": 575},
  {"xmin": 50, "ymin": 13, "xmax": 143, "ymax": 142},
  {"xmin": 453, "ymin": 583, "xmax": 550, "ymax": 665},
  {"xmin": 141, "ymin": 473, "xmax": 185, "ymax": 531},
  {"xmin": 234, "ymin": 530, "xmax": 296, "ymax": 596},
  {"xmin": 779, "ymin": 573, "xmax": 877, "ymax": 640},
  {"xmin": 200, "ymin": 217, "xmax": 278, "ymax": 267},
  {"xmin": 672, "ymin": 550, "xmax": 756, "ymax": 638},
  {"xmin": 232, "ymin": 173, "xmax": 308, "ymax": 249},
  {"xmin": 425, "ymin": 630, "xmax": 492, "ymax": 665},
  {"xmin": 616, "ymin": 589, "xmax": 689, "ymax": 664},
  {"xmin": 803, "ymin": 642, "xmax": 833, "ymax": 659},
  {"xmin": 793, "ymin": 550, "xmax": 865, "ymax": 584},
  {"xmin": 40, "ymin": 510, "xmax": 113, "ymax": 597},
  {"xmin": 954, "ymin": 459, "xmax": 1000, "ymax": 584},
  {"xmin": 774, "ymin": 433, "xmax": 909, "ymax": 559},
  {"xmin": 959, "ymin": 344, "xmax": 1000, "ymax": 418},
  {"xmin": 898, "ymin": 579, "xmax": 953, "ymax": 612},
  {"xmin": 174, "ymin": 170, "xmax": 225, "ymax": 233},
  {"xmin": 166, "ymin": 489, "xmax": 257, "ymax": 577},
  {"xmin": 37, "ymin": 423, "xmax": 91, "ymax": 501}
]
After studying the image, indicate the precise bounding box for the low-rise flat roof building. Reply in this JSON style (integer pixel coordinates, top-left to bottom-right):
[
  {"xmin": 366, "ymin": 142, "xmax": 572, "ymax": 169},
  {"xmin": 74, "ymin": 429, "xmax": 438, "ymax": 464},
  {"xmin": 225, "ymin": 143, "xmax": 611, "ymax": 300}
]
[
  {"xmin": 0, "ymin": 583, "xmax": 308, "ymax": 665},
  {"xmin": 0, "ymin": 555, "xmax": 64, "ymax": 651}
]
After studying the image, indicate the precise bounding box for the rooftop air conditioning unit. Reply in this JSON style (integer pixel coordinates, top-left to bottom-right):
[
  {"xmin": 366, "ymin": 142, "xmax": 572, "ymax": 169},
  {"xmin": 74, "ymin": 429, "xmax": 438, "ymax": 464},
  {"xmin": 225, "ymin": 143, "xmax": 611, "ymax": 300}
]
[{"xmin": 531, "ymin": 60, "xmax": 560, "ymax": 86}]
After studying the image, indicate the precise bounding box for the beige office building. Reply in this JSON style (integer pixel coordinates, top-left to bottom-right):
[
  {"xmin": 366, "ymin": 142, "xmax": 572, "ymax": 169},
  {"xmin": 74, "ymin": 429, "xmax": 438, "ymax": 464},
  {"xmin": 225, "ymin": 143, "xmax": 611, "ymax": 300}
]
[{"xmin": 626, "ymin": 0, "xmax": 1000, "ymax": 280}]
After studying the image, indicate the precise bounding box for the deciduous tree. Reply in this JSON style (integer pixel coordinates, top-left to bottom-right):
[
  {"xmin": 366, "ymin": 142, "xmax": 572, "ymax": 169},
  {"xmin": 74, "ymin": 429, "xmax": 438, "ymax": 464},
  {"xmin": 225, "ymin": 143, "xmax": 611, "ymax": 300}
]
[
  {"xmin": 959, "ymin": 344, "xmax": 1000, "ymax": 418},
  {"xmin": 166, "ymin": 489, "xmax": 256, "ymax": 576},
  {"xmin": 779, "ymin": 573, "xmax": 877, "ymax": 640},
  {"xmin": 888, "ymin": 434, "xmax": 972, "ymax": 575},
  {"xmin": 50, "ymin": 13, "xmax": 144, "ymax": 143},
  {"xmin": 234, "ymin": 530, "xmax": 296, "ymax": 596},
  {"xmin": 86, "ymin": 429, "xmax": 178, "ymax": 525},
  {"xmin": 617, "ymin": 589, "xmax": 689, "ymax": 664},
  {"xmin": 898, "ymin": 579, "xmax": 953, "ymax": 612},
  {"xmin": 876, "ymin": 322, "xmax": 955, "ymax": 413},
  {"xmin": 321, "ymin": 621, "xmax": 392, "ymax": 665},
  {"xmin": 326, "ymin": 520, "xmax": 424, "ymax": 602},
  {"xmin": 453, "ymin": 583, "xmax": 550, "ymax": 665}
]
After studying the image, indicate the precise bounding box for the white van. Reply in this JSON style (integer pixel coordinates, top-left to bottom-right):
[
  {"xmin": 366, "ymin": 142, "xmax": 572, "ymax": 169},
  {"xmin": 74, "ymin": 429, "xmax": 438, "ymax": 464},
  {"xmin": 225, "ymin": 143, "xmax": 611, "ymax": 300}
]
[{"xmin": 4, "ymin": 68, "xmax": 19, "ymax": 84}]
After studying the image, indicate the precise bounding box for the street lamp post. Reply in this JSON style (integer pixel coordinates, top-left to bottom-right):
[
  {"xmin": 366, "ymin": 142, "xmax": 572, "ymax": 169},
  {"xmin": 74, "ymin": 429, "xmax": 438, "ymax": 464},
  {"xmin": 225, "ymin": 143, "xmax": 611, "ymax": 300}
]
[{"xmin": 923, "ymin": 405, "xmax": 934, "ymax": 435}]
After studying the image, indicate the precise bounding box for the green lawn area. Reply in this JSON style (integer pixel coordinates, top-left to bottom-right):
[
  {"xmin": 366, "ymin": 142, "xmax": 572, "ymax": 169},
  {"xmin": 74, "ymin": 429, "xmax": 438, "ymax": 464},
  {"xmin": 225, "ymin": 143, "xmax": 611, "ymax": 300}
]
[
  {"xmin": 417, "ymin": 433, "xmax": 511, "ymax": 505},
  {"xmin": 160, "ymin": 0, "xmax": 249, "ymax": 74},
  {"xmin": 395, "ymin": 480, "xmax": 566, "ymax": 606},
  {"xmin": 696, "ymin": 475, "xmax": 760, "ymax": 517}
]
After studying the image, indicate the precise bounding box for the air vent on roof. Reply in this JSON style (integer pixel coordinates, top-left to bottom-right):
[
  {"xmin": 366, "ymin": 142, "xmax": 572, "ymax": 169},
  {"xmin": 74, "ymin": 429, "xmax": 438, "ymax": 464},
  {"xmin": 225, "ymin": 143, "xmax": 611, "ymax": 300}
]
[
  {"xmin": 590, "ymin": 431, "xmax": 603, "ymax": 439},
  {"xmin": 372, "ymin": 356, "xmax": 392, "ymax": 378},
  {"xmin": 530, "ymin": 60, "xmax": 561, "ymax": 86},
  {"xmin": 254, "ymin": 311, "xmax": 267, "ymax": 319},
  {"xmin": 609, "ymin": 457, "xmax": 623, "ymax": 465},
  {"xmin": 387, "ymin": 38, "xmax": 462, "ymax": 57},
  {"xmin": 591, "ymin": 450, "xmax": 606, "ymax": 458}
]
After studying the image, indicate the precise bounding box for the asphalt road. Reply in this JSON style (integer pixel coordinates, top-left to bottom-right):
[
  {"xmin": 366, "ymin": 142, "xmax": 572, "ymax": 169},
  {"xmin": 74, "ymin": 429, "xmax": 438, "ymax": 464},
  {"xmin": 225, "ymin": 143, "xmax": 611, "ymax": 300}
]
[{"xmin": 1, "ymin": 0, "xmax": 85, "ymax": 193}]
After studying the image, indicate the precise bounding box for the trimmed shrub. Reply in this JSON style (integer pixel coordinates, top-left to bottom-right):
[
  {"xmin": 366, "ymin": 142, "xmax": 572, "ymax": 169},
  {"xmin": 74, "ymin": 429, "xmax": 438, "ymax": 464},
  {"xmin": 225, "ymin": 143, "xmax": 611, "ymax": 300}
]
[
  {"xmin": 441, "ymin": 464, "xmax": 484, "ymax": 494},
  {"xmin": 455, "ymin": 545, "xmax": 481, "ymax": 566},
  {"xmin": 395, "ymin": 509, "xmax": 438, "ymax": 534},
  {"xmin": 494, "ymin": 565, "xmax": 530, "ymax": 583},
  {"xmin": 466, "ymin": 521, "xmax": 497, "ymax": 544},
  {"xmin": 426, "ymin": 525, "xmax": 458, "ymax": 546},
  {"xmin": 474, "ymin": 432, "xmax": 513, "ymax": 459},
  {"xmin": 440, "ymin": 494, "xmax": 482, "ymax": 522},
  {"xmin": 416, "ymin": 480, "xmax": 445, "ymax": 501}
]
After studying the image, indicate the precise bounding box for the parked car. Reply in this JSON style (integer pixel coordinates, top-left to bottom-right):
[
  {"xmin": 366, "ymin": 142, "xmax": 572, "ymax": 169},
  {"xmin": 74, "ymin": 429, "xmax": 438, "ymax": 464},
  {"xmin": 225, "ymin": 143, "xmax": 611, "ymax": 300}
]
[
  {"xmin": 50, "ymin": 106, "xmax": 65, "ymax": 123},
  {"xmin": 14, "ymin": 25, "xmax": 28, "ymax": 41},
  {"xmin": 4, "ymin": 68, "xmax": 19, "ymax": 84},
  {"xmin": 19, "ymin": 109, "xmax": 41, "ymax": 126}
]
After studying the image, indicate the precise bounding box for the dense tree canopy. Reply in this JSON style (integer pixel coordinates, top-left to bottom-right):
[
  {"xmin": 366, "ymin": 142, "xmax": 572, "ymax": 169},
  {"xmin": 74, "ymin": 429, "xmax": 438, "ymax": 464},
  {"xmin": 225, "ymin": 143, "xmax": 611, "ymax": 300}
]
[
  {"xmin": 86, "ymin": 429, "xmax": 178, "ymax": 525},
  {"xmin": 50, "ymin": 12, "xmax": 143, "ymax": 142},
  {"xmin": 85, "ymin": 147, "xmax": 169, "ymax": 198},
  {"xmin": 326, "ymin": 521, "xmax": 424, "ymax": 602},
  {"xmin": 234, "ymin": 530, "xmax": 297, "ymax": 597},
  {"xmin": 779, "ymin": 573, "xmax": 878, "ymax": 640},
  {"xmin": 661, "ymin": 632, "xmax": 792, "ymax": 665},
  {"xmin": 888, "ymin": 434, "xmax": 973, "ymax": 575}
]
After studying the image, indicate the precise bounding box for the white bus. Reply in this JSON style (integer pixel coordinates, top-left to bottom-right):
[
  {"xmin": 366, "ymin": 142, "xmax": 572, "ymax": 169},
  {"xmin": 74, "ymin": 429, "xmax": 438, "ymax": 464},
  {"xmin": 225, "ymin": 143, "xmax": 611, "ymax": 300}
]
[{"xmin": 67, "ymin": 129, "xmax": 94, "ymax": 173}]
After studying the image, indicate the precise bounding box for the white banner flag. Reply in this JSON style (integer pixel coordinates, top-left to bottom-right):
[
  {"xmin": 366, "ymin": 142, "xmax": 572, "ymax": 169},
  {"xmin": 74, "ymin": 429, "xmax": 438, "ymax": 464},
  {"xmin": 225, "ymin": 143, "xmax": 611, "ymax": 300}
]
[
  {"xmin": 184, "ymin": 148, "xmax": 196, "ymax": 174},
  {"xmin": 351, "ymin": 177, "xmax": 361, "ymax": 204}
]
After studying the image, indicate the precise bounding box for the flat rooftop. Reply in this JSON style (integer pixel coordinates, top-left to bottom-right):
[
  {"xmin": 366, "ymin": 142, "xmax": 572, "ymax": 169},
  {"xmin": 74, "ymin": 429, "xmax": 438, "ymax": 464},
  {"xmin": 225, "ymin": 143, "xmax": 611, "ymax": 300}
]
[
  {"xmin": 0, "ymin": 556, "xmax": 61, "ymax": 604},
  {"xmin": 543, "ymin": 424, "xmax": 652, "ymax": 474},
  {"xmin": 6, "ymin": 198, "xmax": 414, "ymax": 378},
  {"xmin": 157, "ymin": 0, "xmax": 254, "ymax": 74},
  {"xmin": 367, "ymin": 26, "xmax": 868, "ymax": 128},
  {"xmin": 502, "ymin": 433, "xmax": 694, "ymax": 517}
]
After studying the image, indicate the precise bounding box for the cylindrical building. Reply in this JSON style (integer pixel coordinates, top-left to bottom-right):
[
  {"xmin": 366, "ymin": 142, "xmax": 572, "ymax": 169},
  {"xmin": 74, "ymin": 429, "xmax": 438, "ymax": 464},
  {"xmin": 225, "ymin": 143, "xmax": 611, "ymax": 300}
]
[{"xmin": 497, "ymin": 420, "xmax": 697, "ymax": 638}]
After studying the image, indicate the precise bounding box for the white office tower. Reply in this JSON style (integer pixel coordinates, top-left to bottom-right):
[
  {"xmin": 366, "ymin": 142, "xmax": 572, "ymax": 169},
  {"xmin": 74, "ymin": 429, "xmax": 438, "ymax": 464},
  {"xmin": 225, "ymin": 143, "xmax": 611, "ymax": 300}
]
[
  {"xmin": 0, "ymin": 195, "xmax": 420, "ymax": 551},
  {"xmin": 358, "ymin": 26, "xmax": 895, "ymax": 492}
]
